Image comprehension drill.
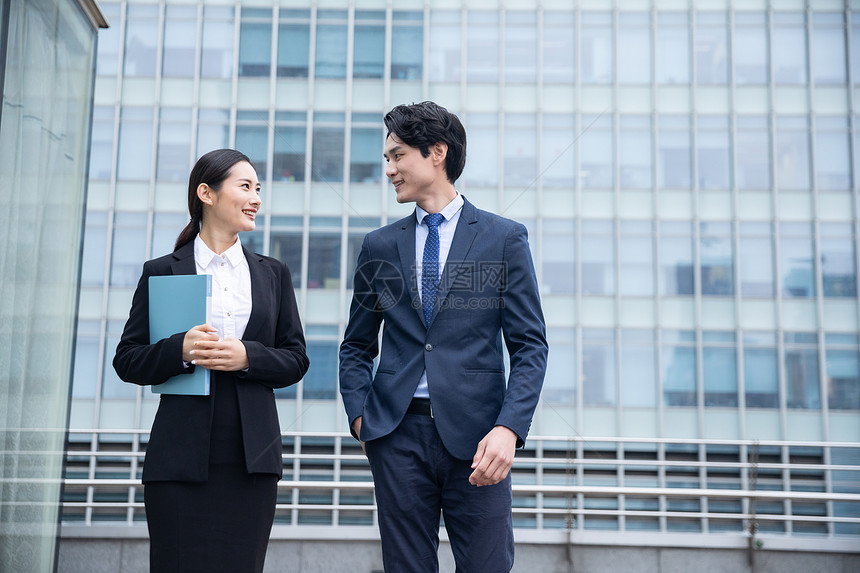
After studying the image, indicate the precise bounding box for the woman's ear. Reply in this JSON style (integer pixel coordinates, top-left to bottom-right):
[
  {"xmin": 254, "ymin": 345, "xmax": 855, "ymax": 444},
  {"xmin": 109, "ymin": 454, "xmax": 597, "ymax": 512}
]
[{"xmin": 197, "ymin": 183, "xmax": 213, "ymax": 206}]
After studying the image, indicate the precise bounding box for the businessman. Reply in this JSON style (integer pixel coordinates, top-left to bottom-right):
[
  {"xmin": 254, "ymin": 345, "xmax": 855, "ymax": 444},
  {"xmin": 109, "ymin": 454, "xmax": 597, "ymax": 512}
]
[{"xmin": 339, "ymin": 101, "xmax": 548, "ymax": 572}]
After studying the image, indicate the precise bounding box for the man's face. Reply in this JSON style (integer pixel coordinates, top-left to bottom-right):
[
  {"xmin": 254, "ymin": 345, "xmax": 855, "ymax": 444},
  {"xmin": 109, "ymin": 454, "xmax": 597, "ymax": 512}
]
[{"xmin": 383, "ymin": 133, "xmax": 445, "ymax": 204}]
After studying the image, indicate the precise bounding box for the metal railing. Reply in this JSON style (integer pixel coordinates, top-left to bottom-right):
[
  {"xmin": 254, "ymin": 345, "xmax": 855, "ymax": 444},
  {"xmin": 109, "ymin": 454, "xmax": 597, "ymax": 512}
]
[{"xmin": 60, "ymin": 430, "xmax": 860, "ymax": 551}]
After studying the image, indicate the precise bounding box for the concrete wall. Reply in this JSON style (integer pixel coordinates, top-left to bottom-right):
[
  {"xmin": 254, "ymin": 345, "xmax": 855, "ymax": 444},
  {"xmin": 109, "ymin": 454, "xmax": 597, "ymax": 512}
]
[{"xmin": 58, "ymin": 539, "xmax": 860, "ymax": 573}]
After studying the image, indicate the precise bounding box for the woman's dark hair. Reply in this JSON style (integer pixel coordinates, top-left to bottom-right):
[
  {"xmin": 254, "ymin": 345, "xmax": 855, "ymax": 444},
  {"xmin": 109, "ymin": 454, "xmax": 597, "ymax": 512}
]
[
  {"xmin": 383, "ymin": 101, "xmax": 466, "ymax": 184},
  {"xmin": 174, "ymin": 149, "xmax": 254, "ymax": 252}
]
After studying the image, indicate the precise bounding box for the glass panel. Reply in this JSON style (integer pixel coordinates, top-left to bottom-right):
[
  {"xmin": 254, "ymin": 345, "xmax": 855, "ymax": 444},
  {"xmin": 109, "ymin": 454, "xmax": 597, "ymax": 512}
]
[
  {"xmin": 162, "ymin": 5, "xmax": 198, "ymax": 77},
  {"xmin": 117, "ymin": 107, "xmax": 154, "ymax": 181},
  {"xmin": 826, "ymin": 347, "xmax": 860, "ymax": 411},
  {"xmin": 542, "ymin": 219, "xmax": 575, "ymax": 295},
  {"xmin": 775, "ymin": 116, "xmax": 810, "ymax": 191},
  {"xmin": 278, "ymin": 10, "xmax": 311, "ymax": 78},
  {"xmin": 504, "ymin": 114, "xmax": 537, "ymax": 187},
  {"xmin": 429, "ymin": 11, "xmax": 462, "ymax": 82},
  {"xmin": 273, "ymin": 114, "xmax": 306, "ymax": 182},
  {"xmin": 110, "ymin": 212, "xmax": 148, "ymax": 287},
  {"xmin": 307, "ymin": 232, "xmax": 341, "ymax": 289},
  {"xmin": 697, "ymin": 116, "xmax": 731, "ymax": 190},
  {"xmin": 619, "ymin": 115, "xmax": 652, "ymax": 189},
  {"xmin": 785, "ymin": 333, "xmax": 821, "ymax": 410},
  {"xmin": 772, "ymin": 12, "xmax": 807, "ymax": 84},
  {"xmin": 270, "ymin": 229, "xmax": 303, "ymax": 289},
  {"xmin": 739, "ymin": 223, "xmax": 774, "ymax": 297},
  {"xmin": 239, "ymin": 9, "xmax": 272, "ymax": 77},
  {"xmin": 541, "ymin": 114, "xmax": 576, "ymax": 188},
  {"xmin": 96, "ymin": 2, "xmax": 121, "ymax": 76},
  {"xmin": 659, "ymin": 222, "xmax": 694, "ymax": 296},
  {"xmin": 736, "ymin": 116, "xmax": 771, "ymax": 190},
  {"xmin": 392, "ymin": 12, "xmax": 423, "ymax": 80},
  {"xmin": 462, "ymin": 113, "xmax": 498, "ymax": 186},
  {"xmin": 744, "ymin": 334, "xmax": 778, "ymax": 408},
  {"xmin": 780, "ymin": 223, "xmax": 815, "ymax": 298},
  {"xmin": 350, "ymin": 127, "xmax": 383, "ymax": 183},
  {"xmin": 123, "ymin": 4, "xmax": 158, "ymax": 77},
  {"xmin": 820, "ymin": 223, "xmax": 857, "ymax": 298},
  {"xmin": 581, "ymin": 12, "xmax": 613, "ymax": 84},
  {"xmin": 201, "ymin": 6, "xmax": 234, "ymax": 78},
  {"xmin": 505, "ymin": 12, "xmax": 537, "ymax": 83},
  {"xmin": 704, "ymin": 342, "xmax": 738, "ymax": 407},
  {"xmin": 620, "ymin": 221, "xmax": 654, "ymax": 296},
  {"xmin": 658, "ymin": 116, "xmax": 691, "ymax": 189},
  {"xmin": 733, "ymin": 12, "xmax": 768, "ymax": 85},
  {"xmin": 236, "ymin": 120, "xmax": 269, "ymax": 180},
  {"xmin": 663, "ymin": 332, "xmax": 697, "ymax": 407},
  {"xmin": 656, "ymin": 12, "xmax": 689, "ymax": 84},
  {"xmin": 581, "ymin": 220, "xmax": 615, "ymax": 296},
  {"xmin": 544, "ymin": 328, "xmax": 576, "ymax": 405},
  {"xmin": 467, "ymin": 11, "xmax": 499, "ymax": 82},
  {"xmin": 312, "ymin": 118, "xmax": 345, "ymax": 183},
  {"xmin": 621, "ymin": 330, "xmax": 656, "ymax": 407},
  {"xmin": 543, "ymin": 11, "xmax": 575, "ymax": 84},
  {"xmin": 618, "ymin": 12, "xmax": 650, "ymax": 84},
  {"xmin": 80, "ymin": 211, "xmax": 108, "ymax": 287},
  {"xmin": 695, "ymin": 12, "xmax": 728, "ymax": 84},
  {"xmin": 583, "ymin": 329, "xmax": 616, "ymax": 406},
  {"xmin": 197, "ymin": 108, "xmax": 230, "ymax": 158},
  {"xmin": 580, "ymin": 114, "xmax": 613, "ymax": 189},
  {"xmin": 156, "ymin": 108, "xmax": 192, "ymax": 182},
  {"xmin": 700, "ymin": 222, "xmax": 734, "ymax": 296},
  {"xmin": 812, "ymin": 13, "xmax": 846, "ymax": 85},
  {"xmin": 89, "ymin": 106, "xmax": 115, "ymax": 180},
  {"xmin": 303, "ymin": 341, "xmax": 339, "ymax": 399},
  {"xmin": 315, "ymin": 12, "xmax": 348, "ymax": 79},
  {"xmin": 353, "ymin": 14, "xmax": 384, "ymax": 79},
  {"xmin": 815, "ymin": 116, "xmax": 851, "ymax": 191}
]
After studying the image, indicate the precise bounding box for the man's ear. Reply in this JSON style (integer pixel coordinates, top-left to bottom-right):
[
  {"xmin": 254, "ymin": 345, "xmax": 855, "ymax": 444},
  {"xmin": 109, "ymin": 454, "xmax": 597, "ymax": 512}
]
[
  {"xmin": 197, "ymin": 183, "xmax": 213, "ymax": 205},
  {"xmin": 431, "ymin": 141, "xmax": 448, "ymax": 166}
]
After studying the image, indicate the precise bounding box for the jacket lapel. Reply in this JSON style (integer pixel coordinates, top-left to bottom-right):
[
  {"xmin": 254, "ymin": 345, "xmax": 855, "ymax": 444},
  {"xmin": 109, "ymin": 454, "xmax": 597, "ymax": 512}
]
[
  {"xmin": 242, "ymin": 247, "xmax": 268, "ymax": 342},
  {"xmin": 395, "ymin": 214, "xmax": 424, "ymax": 325}
]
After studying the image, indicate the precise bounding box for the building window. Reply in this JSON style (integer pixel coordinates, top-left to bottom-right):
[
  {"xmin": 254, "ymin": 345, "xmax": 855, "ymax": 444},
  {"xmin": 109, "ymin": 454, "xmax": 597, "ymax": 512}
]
[
  {"xmin": 621, "ymin": 329, "xmax": 656, "ymax": 407},
  {"xmin": 733, "ymin": 12, "xmax": 768, "ymax": 85},
  {"xmin": 812, "ymin": 13, "xmax": 847, "ymax": 85},
  {"xmin": 736, "ymin": 116, "xmax": 771, "ymax": 190},
  {"xmin": 772, "ymin": 12, "xmax": 807, "ymax": 84},
  {"xmin": 429, "ymin": 11, "xmax": 461, "ymax": 82},
  {"xmin": 744, "ymin": 331, "xmax": 779, "ymax": 408},
  {"xmin": 821, "ymin": 223, "xmax": 857, "ymax": 298},
  {"xmin": 277, "ymin": 10, "xmax": 310, "ymax": 78},
  {"xmin": 201, "ymin": 6, "xmax": 235, "ymax": 78},
  {"xmin": 694, "ymin": 12, "xmax": 728, "ymax": 85},
  {"xmin": 80, "ymin": 211, "xmax": 108, "ymax": 287},
  {"xmin": 162, "ymin": 5, "xmax": 198, "ymax": 78},
  {"xmin": 700, "ymin": 222, "xmax": 734, "ymax": 297},
  {"xmin": 196, "ymin": 108, "xmax": 230, "ymax": 158},
  {"xmin": 505, "ymin": 11, "xmax": 537, "ymax": 83},
  {"xmin": 581, "ymin": 220, "xmax": 615, "ymax": 296},
  {"xmin": 350, "ymin": 118, "xmax": 383, "ymax": 184},
  {"xmin": 543, "ymin": 327, "xmax": 576, "ymax": 406},
  {"xmin": 739, "ymin": 222, "xmax": 775, "ymax": 298},
  {"xmin": 96, "ymin": 2, "xmax": 121, "ymax": 76},
  {"xmin": 542, "ymin": 219, "xmax": 575, "ymax": 295},
  {"xmin": 619, "ymin": 221, "xmax": 654, "ymax": 297},
  {"xmin": 504, "ymin": 114, "xmax": 538, "ymax": 188},
  {"xmin": 656, "ymin": 12, "xmax": 690, "ymax": 84},
  {"xmin": 315, "ymin": 10, "xmax": 348, "ymax": 79},
  {"xmin": 583, "ymin": 328, "xmax": 616, "ymax": 406},
  {"xmin": 619, "ymin": 115, "xmax": 652, "ymax": 189},
  {"xmin": 659, "ymin": 221, "xmax": 694, "ymax": 296},
  {"xmin": 239, "ymin": 8, "xmax": 272, "ymax": 77},
  {"xmin": 580, "ymin": 114, "xmax": 613, "ymax": 189},
  {"xmin": 308, "ymin": 221, "xmax": 341, "ymax": 289},
  {"xmin": 826, "ymin": 333, "xmax": 860, "ymax": 410},
  {"xmin": 580, "ymin": 11, "xmax": 612, "ymax": 84},
  {"xmin": 236, "ymin": 111, "xmax": 270, "ymax": 180},
  {"xmin": 303, "ymin": 340, "xmax": 339, "ymax": 399},
  {"xmin": 467, "ymin": 11, "xmax": 499, "ymax": 82},
  {"xmin": 353, "ymin": 11, "xmax": 384, "ymax": 79},
  {"xmin": 775, "ymin": 116, "xmax": 811, "ymax": 191},
  {"xmin": 542, "ymin": 11, "xmax": 575, "ymax": 84},
  {"xmin": 815, "ymin": 116, "xmax": 852, "ymax": 190},
  {"xmin": 703, "ymin": 331, "xmax": 737, "ymax": 407},
  {"xmin": 541, "ymin": 114, "xmax": 576, "ymax": 188},
  {"xmin": 657, "ymin": 115, "xmax": 691, "ymax": 189},
  {"xmin": 311, "ymin": 113, "xmax": 345, "ymax": 183},
  {"xmin": 156, "ymin": 108, "xmax": 192, "ymax": 182},
  {"xmin": 117, "ymin": 107, "xmax": 154, "ymax": 180},
  {"xmin": 123, "ymin": 4, "xmax": 158, "ymax": 77},
  {"xmin": 663, "ymin": 330, "xmax": 697, "ymax": 407},
  {"xmin": 110, "ymin": 212, "xmax": 147, "ymax": 288},
  {"xmin": 392, "ymin": 11, "xmax": 423, "ymax": 80},
  {"xmin": 784, "ymin": 332, "xmax": 821, "ymax": 410},
  {"xmin": 462, "ymin": 113, "xmax": 498, "ymax": 187},
  {"xmin": 618, "ymin": 12, "xmax": 651, "ymax": 84},
  {"xmin": 273, "ymin": 112, "xmax": 307, "ymax": 182},
  {"xmin": 89, "ymin": 106, "xmax": 115, "ymax": 180},
  {"xmin": 779, "ymin": 223, "xmax": 815, "ymax": 299},
  {"xmin": 696, "ymin": 116, "xmax": 731, "ymax": 190},
  {"xmin": 271, "ymin": 219, "xmax": 303, "ymax": 289}
]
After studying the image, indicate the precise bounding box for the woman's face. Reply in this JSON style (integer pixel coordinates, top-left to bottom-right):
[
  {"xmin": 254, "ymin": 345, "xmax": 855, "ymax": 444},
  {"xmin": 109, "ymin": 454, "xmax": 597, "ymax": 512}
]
[{"xmin": 205, "ymin": 161, "xmax": 261, "ymax": 234}]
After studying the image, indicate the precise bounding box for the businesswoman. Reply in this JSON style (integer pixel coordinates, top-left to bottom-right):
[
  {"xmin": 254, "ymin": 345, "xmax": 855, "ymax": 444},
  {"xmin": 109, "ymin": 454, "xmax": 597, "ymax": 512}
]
[{"xmin": 113, "ymin": 149, "xmax": 309, "ymax": 573}]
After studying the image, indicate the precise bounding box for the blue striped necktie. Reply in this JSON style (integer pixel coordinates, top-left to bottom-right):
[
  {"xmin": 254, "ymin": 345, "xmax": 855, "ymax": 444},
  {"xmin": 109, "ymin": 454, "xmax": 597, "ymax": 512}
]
[{"xmin": 422, "ymin": 213, "xmax": 444, "ymax": 327}]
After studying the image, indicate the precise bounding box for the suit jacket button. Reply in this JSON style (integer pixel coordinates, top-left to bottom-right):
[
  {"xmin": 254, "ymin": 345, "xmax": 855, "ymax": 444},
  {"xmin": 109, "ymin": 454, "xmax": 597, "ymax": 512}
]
[{"xmin": 425, "ymin": 344, "xmax": 433, "ymax": 351}]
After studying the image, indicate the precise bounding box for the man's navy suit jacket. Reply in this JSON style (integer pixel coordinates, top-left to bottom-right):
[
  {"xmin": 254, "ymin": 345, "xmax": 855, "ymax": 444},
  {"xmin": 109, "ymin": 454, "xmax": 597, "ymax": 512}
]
[
  {"xmin": 113, "ymin": 241, "xmax": 309, "ymax": 482},
  {"xmin": 339, "ymin": 197, "xmax": 548, "ymax": 461}
]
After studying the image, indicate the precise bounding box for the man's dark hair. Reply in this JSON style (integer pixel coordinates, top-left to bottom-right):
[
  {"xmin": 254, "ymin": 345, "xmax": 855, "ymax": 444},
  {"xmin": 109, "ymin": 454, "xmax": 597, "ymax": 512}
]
[{"xmin": 384, "ymin": 101, "xmax": 467, "ymax": 184}]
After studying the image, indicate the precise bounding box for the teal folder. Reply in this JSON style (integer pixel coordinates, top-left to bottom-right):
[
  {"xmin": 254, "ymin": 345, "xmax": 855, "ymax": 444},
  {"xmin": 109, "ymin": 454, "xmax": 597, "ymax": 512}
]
[{"xmin": 148, "ymin": 274, "xmax": 212, "ymax": 396}]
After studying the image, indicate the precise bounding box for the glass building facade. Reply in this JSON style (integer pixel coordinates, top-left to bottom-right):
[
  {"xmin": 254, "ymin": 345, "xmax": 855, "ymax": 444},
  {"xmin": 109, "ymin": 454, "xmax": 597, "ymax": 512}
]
[{"xmin": 65, "ymin": 0, "xmax": 860, "ymax": 553}]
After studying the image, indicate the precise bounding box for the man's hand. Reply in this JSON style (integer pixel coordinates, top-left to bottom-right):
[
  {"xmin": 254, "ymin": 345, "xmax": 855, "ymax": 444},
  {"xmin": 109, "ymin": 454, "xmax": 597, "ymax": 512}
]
[
  {"xmin": 469, "ymin": 425, "xmax": 517, "ymax": 486},
  {"xmin": 352, "ymin": 416, "xmax": 366, "ymax": 455}
]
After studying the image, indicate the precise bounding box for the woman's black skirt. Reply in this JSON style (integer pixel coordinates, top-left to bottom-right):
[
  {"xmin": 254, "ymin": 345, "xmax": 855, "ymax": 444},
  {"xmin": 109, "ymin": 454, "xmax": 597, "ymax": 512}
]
[{"xmin": 144, "ymin": 463, "xmax": 278, "ymax": 573}]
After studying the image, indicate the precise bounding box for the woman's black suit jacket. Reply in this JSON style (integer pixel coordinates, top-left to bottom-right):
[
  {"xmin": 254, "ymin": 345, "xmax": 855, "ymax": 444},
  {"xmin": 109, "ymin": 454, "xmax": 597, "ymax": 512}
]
[{"xmin": 113, "ymin": 241, "xmax": 309, "ymax": 483}]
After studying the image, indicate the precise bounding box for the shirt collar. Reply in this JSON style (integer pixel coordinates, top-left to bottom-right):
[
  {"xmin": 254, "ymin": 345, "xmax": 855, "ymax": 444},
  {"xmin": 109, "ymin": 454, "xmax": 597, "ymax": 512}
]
[
  {"xmin": 194, "ymin": 234, "xmax": 245, "ymax": 269},
  {"xmin": 415, "ymin": 193, "xmax": 464, "ymax": 226}
]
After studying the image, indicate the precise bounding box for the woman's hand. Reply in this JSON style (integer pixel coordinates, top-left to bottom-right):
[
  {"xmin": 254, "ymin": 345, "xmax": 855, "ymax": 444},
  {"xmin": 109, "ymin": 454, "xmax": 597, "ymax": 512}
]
[
  {"xmin": 187, "ymin": 327, "xmax": 250, "ymax": 372},
  {"xmin": 182, "ymin": 324, "xmax": 219, "ymax": 362}
]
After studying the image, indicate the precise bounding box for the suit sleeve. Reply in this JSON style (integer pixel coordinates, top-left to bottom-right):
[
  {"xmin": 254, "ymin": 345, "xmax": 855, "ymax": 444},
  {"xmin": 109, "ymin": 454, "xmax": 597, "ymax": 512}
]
[
  {"xmin": 238, "ymin": 261, "xmax": 309, "ymax": 389},
  {"xmin": 494, "ymin": 223, "xmax": 549, "ymax": 447},
  {"xmin": 338, "ymin": 236, "xmax": 383, "ymax": 438},
  {"xmin": 113, "ymin": 261, "xmax": 194, "ymax": 386}
]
